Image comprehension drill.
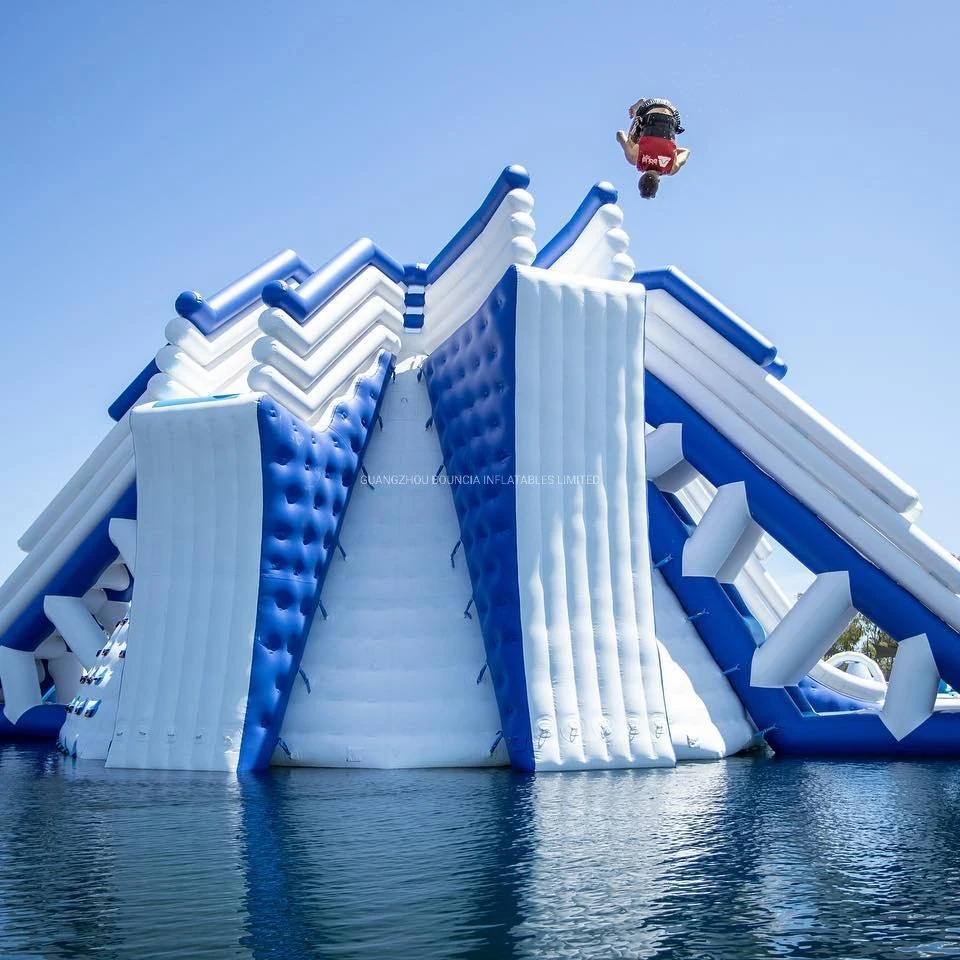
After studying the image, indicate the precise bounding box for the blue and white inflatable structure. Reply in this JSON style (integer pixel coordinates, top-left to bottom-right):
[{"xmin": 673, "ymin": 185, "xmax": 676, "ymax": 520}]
[{"xmin": 3, "ymin": 164, "xmax": 960, "ymax": 773}]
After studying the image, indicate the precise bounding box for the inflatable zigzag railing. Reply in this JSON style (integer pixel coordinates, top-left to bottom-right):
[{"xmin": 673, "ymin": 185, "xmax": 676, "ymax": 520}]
[{"xmin": 3, "ymin": 164, "xmax": 960, "ymax": 772}]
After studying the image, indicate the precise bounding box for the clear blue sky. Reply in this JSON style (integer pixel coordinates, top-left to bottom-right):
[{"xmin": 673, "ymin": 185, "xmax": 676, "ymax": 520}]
[{"xmin": 0, "ymin": 1, "xmax": 958, "ymax": 581}]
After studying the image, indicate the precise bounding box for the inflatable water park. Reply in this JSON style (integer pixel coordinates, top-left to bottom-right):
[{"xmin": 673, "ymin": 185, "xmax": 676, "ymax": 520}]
[{"xmin": 2, "ymin": 163, "xmax": 958, "ymax": 774}]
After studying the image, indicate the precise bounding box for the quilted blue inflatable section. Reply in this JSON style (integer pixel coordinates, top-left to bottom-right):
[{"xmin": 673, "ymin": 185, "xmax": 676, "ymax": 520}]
[
  {"xmin": 237, "ymin": 351, "xmax": 393, "ymax": 772},
  {"xmin": 421, "ymin": 266, "xmax": 535, "ymax": 771}
]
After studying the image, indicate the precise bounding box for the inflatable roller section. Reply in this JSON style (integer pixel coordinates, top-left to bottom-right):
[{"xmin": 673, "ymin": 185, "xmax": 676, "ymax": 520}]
[
  {"xmin": 423, "ymin": 265, "xmax": 674, "ymax": 772},
  {"xmin": 107, "ymin": 355, "xmax": 391, "ymax": 773}
]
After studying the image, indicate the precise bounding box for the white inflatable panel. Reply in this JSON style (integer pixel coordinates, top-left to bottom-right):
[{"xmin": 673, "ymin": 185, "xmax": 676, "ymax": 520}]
[
  {"xmin": 652, "ymin": 570, "xmax": 755, "ymax": 758},
  {"xmin": 751, "ymin": 571, "xmax": 856, "ymax": 688},
  {"xmin": 108, "ymin": 519, "xmax": 137, "ymax": 575},
  {"xmin": 47, "ymin": 650, "xmax": 83, "ymax": 707},
  {"xmin": 0, "ymin": 647, "xmax": 41, "ymax": 723},
  {"xmin": 278, "ymin": 360, "xmax": 506, "ymax": 768},
  {"xmin": 513, "ymin": 269, "xmax": 674, "ymax": 769},
  {"xmin": 550, "ymin": 202, "xmax": 635, "ymax": 282},
  {"xmin": 422, "ymin": 188, "xmax": 536, "ymax": 352},
  {"xmin": 682, "ymin": 482, "xmax": 764, "ymax": 583},
  {"xmin": 107, "ymin": 396, "xmax": 264, "ymax": 772},
  {"xmin": 881, "ymin": 634, "xmax": 940, "ymax": 739},
  {"xmin": 645, "ymin": 422, "xmax": 699, "ymax": 493},
  {"xmin": 59, "ymin": 618, "xmax": 127, "ymax": 760},
  {"xmin": 43, "ymin": 595, "xmax": 108, "ymax": 666}
]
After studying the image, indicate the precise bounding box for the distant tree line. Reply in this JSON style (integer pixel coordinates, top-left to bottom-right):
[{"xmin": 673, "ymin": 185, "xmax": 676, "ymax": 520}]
[{"xmin": 826, "ymin": 613, "xmax": 897, "ymax": 679}]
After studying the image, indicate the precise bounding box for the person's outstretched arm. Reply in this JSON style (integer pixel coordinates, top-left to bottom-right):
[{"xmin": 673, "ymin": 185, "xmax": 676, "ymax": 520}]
[
  {"xmin": 616, "ymin": 129, "xmax": 639, "ymax": 165},
  {"xmin": 671, "ymin": 147, "xmax": 691, "ymax": 173}
]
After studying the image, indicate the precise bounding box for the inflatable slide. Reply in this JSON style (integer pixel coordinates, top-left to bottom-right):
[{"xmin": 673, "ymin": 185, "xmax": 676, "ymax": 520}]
[{"xmin": 3, "ymin": 164, "xmax": 960, "ymax": 772}]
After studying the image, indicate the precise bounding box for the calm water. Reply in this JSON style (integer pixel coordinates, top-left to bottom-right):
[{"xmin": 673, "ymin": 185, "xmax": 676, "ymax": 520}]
[{"xmin": 2, "ymin": 748, "xmax": 960, "ymax": 959}]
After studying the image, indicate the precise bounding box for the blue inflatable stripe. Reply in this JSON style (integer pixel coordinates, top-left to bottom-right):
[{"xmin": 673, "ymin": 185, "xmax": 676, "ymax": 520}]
[
  {"xmin": 108, "ymin": 359, "xmax": 161, "ymax": 422},
  {"xmin": 425, "ymin": 165, "xmax": 531, "ymax": 285},
  {"xmin": 534, "ymin": 181, "xmax": 619, "ymax": 268},
  {"xmin": 648, "ymin": 479, "xmax": 960, "ymax": 756},
  {"xmin": 645, "ymin": 374, "xmax": 960, "ymax": 733},
  {"xmin": 0, "ymin": 703, "xmax": 67, "ymax": 741},
  {"xmin": 765, "ymin": 354, "xmax": 789, "ymax": 380},
  {"xmin": 422, "ymin": 267, "xmax": 535, "ymax": 772},
  {"xmin": 263, "ymin": 239, "xmax": 404, "ymax": 324},
  {"xmin": 635, "ymin": 267, "xmax": 785, "ymax": 376},
  {"xmin": 647, "ymin": 485, "xmax": 801, "ymax": 726},
  {"xmin": 0, "ymin": 483, "xmax": 137, "ymax": 653},
  {"xmin": 238, "ymin": 351, "xmax": 394, "ymax": 772},
  {"xmin": 175, "ymin": 248, "xmax": 314, "ymax": 336}
]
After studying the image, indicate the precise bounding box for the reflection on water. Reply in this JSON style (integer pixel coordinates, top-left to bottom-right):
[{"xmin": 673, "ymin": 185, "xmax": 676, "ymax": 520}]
[{"xmin": 2, "ymin": 746, "xmax": 960, "ymax": 959}]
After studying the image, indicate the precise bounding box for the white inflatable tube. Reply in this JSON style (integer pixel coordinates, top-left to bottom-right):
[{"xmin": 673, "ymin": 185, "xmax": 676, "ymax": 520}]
[
  {"xmin": 163, "ymin": 299, "xmax": 273, "ymax": 366},
  {"xmin": 644, "ymin": 343, "xmax": 960, "ymax": 631},
  {"xmin": 550, "ymin": 204, "xmax": 635, "ymax": 282},
  {"xmin": 423, "ymin": 232, "xmax": 537, "ymax": 352},
  {"xmin": 259, "ymin": 267, "xmax": 404, "ymax": 358},
  {"xmin": 648, "ymin": 290, "xmax": 920, "ymax": 516},
  {"xmin": 248, "ymin": 329, "xmax": 401, "ymax": 425},
  {"xmin": 0, "ymin": 458, "xmax": 135, "ymax": 638},
  {"xmin": 18, "ymin": 417, "xmax": 132, "ymax": 552},
  {"xmin": 422, "ymin": 188, "xmax": 536, "ymax": 350},
  {"xmin": 253, "ymin": 301, "xmax": 403, "ymax": 391},
  {"xmin": 646, "ymin": 316, "xmax": 960, "ymax": 593}
]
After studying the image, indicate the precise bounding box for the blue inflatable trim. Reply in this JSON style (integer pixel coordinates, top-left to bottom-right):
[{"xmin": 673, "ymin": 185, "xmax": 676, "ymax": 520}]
[
  {"xmin": 425, "ymin": 165, "xmax": 531, "ymax": 285},
  {"xmin": 237, "ymin": 351, "xmax": 394, "ymax": 773},
  {"xmin": 0, "ymin": 703, "xmax": 66, "ymax": 741},
  {"xmin": 402, "ymin": 263, "xmax": 428, "ymax": 330},
  {"xmin": 263, "ymin": 239, "xmax": 404, "ymax": 324},
  {"xmin": 649, "ymin": 480, "xmax": 960, "ymax": 756},
  {"xmin": 534, "ymin": 181, "xmax": 619, "ymax": 268},
  {"xmin": 422, "ymin": 266, "xmax": 535, "ymax": 772},
  {"xmin": 646, "ymin": 374, "xmax": 960, "ymax": 756},
  {"xmin": 109, "ymin": 250, "xmax": 314, "ymax": 421},
  {"xmin": 0, "ymin": 484, "xmax": 137, "ymax": 653},
  {"xmin": 108, "ymin": 359, "xmax": 161, "ymax": 422},
  {"xmin": 634, "ymin": 267, "xmax": 786, "ymax": 377},
  {"xmin": 176, "ymin": 248, "xmax": 314, "ymax": 336}
]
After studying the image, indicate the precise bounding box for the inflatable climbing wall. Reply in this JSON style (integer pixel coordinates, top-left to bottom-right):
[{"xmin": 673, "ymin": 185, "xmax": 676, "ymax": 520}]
[{"xmin": 2, "ymin": 164, "xmax": 960, "ymax": 773}]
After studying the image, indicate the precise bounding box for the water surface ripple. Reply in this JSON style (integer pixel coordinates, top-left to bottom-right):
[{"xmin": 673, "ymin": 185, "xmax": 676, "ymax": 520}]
[{"xmin": 2, "ymin": 747, "xmax": 959, "ymax": 959}]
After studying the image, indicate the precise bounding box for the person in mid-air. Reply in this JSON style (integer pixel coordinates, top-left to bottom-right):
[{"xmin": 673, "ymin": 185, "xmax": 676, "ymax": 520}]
[{"xmin": 616, "ymin": 98, "xmax": 689, "ymax": 199}]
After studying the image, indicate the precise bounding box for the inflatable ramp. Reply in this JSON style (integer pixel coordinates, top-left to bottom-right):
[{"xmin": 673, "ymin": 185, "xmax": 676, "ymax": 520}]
[{"xmin": 2, "ymin": 163, "xmax": 959, "ymax": 771}]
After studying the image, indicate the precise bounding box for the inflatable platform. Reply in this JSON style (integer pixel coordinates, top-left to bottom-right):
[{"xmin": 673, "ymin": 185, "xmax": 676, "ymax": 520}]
[{"xmin": 4, "ymin": 165, "xmax": 960, "ymax": 773}]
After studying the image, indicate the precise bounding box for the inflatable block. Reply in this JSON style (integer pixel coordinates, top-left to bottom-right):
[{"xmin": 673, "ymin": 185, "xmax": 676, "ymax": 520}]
[
  {"xmin": 424, "ymin": 265, "xmax": 674, "ymax": 772},
  {"xmin": 107, "ymin": 355, "xmax": 392, "ymax": 773}
]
